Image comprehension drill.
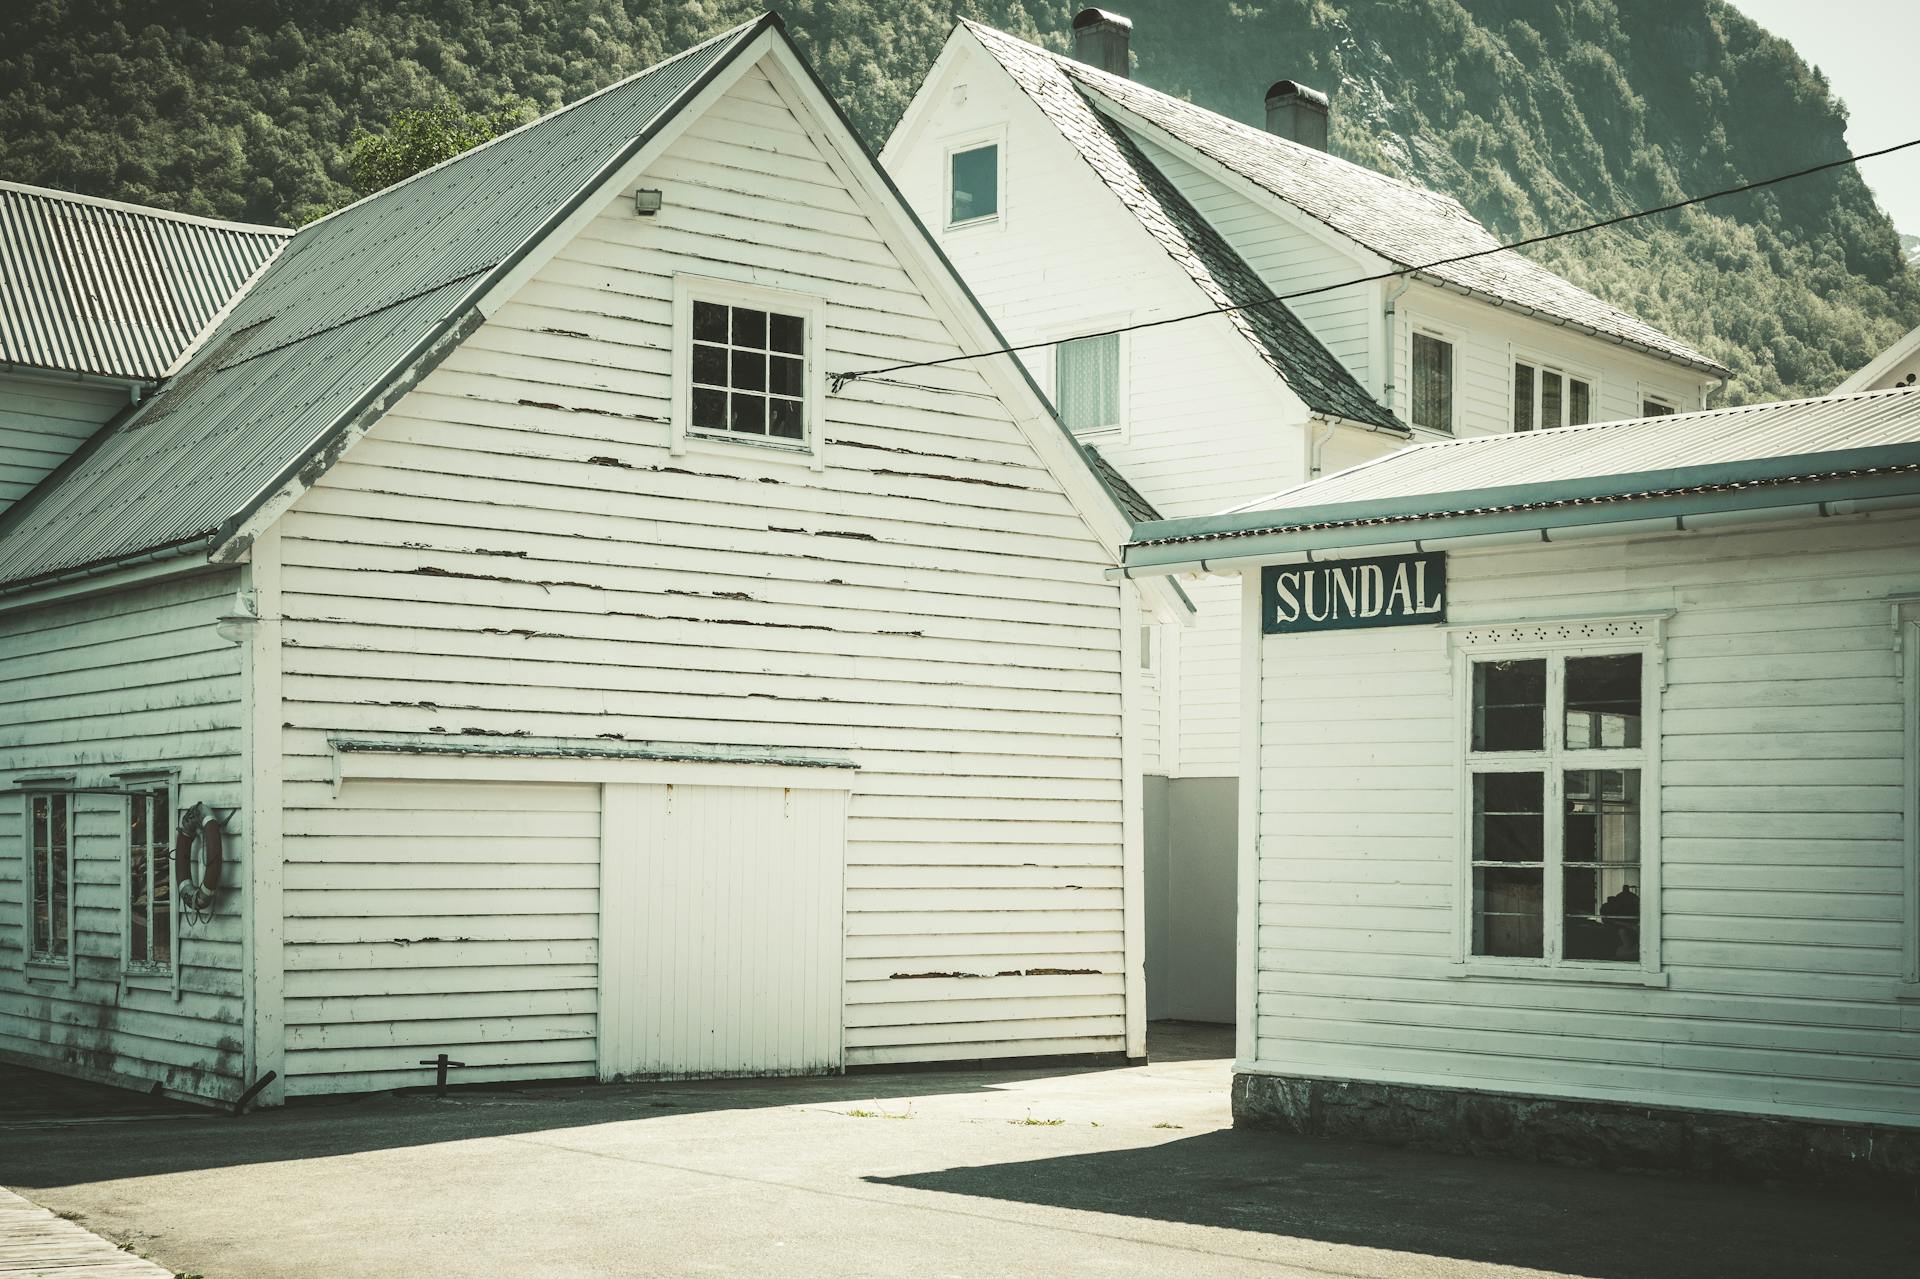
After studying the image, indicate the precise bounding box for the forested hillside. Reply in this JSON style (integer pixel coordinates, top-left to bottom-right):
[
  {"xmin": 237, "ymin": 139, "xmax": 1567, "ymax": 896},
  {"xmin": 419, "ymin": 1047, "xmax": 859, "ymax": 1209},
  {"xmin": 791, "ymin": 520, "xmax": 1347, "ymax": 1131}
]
[{"xmin": 2, "ymin": 0, "xmax": 1914, "ymax": 401}]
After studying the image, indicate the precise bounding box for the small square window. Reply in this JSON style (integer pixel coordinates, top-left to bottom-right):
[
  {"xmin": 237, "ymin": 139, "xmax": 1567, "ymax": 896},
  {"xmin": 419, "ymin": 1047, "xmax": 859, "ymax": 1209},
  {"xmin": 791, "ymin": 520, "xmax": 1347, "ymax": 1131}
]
[
  {"xmin": 685, "ymin": 297, "xmax": 808, "ymax": 447},
  {"xmin": 950, "ymin": 144, "xmax": 999, "ymax": 225}
]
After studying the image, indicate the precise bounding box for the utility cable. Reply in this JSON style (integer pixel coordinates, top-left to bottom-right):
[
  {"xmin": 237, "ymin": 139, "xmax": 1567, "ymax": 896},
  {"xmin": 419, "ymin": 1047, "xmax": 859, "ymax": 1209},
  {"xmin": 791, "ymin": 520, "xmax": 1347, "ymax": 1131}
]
[{"xmin": 829, "ymin": 137, "xmax": 1920, "ymax": 391}]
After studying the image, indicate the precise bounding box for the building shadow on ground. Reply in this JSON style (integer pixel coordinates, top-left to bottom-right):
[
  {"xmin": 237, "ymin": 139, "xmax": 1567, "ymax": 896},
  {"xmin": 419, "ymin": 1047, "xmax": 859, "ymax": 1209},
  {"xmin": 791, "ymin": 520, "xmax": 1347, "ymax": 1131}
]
[{"xmin": 868, "ymin": 1126, "xmax": 1918, "ymax": 1279}]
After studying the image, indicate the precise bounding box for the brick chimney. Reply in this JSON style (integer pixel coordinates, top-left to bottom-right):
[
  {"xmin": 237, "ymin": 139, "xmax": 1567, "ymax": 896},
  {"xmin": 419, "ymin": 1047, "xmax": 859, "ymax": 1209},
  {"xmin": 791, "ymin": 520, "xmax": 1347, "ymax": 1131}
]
[
  {"xmin": 1072, "ymin": 8, "xmax": 1132, "ymax": 79},
  {"xmin": 1265, "ymin": 80, "xmax": 1330, "ymax": 151}
]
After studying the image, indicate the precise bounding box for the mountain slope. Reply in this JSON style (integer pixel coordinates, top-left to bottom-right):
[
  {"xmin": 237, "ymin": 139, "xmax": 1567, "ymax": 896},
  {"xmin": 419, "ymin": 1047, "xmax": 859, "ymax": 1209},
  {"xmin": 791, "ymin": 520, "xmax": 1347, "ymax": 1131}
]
[{"xmin": 1, "ymin": 0, "xmax": 1912, "ymax": 401}]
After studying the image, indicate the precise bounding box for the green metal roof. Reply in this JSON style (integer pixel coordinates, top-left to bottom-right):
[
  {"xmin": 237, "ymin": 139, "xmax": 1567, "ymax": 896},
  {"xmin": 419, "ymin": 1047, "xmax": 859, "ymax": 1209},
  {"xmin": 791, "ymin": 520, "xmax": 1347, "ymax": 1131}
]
[{"xmin": 0, "ymin": 17, "xmax": 768, "ymax": 589}]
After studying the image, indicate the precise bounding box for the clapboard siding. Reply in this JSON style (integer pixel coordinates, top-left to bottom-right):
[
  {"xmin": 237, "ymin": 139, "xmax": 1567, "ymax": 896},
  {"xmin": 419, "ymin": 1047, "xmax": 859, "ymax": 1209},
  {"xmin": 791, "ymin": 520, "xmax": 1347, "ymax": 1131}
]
[
  {"xmin": 1252, "ymin": 510, "xmax": 1920, "ymax": 1127},
  {"xmin": 280, "ymin": 778, "xmax": 600, "ymax": 1096},
  {"xmin": 0, "ymin": 374, "xmax": 125, "ymax": 514},
  {"xmin": 271, "ymin": 62, "xmax": 1127, "ymax": 1085},
  {"xmin": 0, "ymin": 571, "xmax": 247, "ymax": 1100}
]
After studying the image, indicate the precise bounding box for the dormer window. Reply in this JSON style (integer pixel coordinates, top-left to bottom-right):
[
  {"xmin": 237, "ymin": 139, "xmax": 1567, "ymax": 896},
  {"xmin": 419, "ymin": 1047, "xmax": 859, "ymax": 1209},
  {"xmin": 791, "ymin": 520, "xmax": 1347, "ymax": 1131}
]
[
  {"xmin": 947, "ymin": 137, "xmax": 1002, "ymax": 228},
  {"xmin": 1514, "ymin": 360, "xmax": 1593, "ymax": 431}
]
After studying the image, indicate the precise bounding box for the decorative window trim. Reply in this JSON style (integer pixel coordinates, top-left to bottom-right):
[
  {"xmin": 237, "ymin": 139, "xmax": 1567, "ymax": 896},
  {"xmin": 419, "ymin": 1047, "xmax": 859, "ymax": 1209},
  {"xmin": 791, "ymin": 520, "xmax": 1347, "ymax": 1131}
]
[
  {"xmin": 19, "ymin": 787, "xmax": 77, "ymax": 985},
  {"xmin": 1449, "ymin": 621, "xmax": 1666, "ymax": 984},
  {"xmin": 1041, "ymin": 315, "xmax": 1131, "ymax": 441},
  {"xmin": 1404, "ymin": 314, "xmax": 1459, "ymax": 435},
  {"xmin": 1510, "ymin": 347, "xmax": 1599, "ymax": 432},
  {"xmin": 670, "ymin": 274, "xmax": 826, "ymax": 472},
  {"xmin": 942, "ymin": 127, "xmax": 1006, "ymax": 232},
  {"xmin": 120, "ymin": 773, "xmax": 181, "ymax": 998}
]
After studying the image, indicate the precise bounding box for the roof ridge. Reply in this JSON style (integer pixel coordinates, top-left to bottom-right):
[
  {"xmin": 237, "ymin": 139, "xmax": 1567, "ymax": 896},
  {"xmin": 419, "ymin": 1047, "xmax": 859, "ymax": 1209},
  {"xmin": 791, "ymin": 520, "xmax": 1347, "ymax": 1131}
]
[
  {"xmin": 301, "ymin": 12, "xmax": 775, "ymax": 233},
  {"xmin": 0, "ymin": 180, "xmax": 291, "ymax": 236}
]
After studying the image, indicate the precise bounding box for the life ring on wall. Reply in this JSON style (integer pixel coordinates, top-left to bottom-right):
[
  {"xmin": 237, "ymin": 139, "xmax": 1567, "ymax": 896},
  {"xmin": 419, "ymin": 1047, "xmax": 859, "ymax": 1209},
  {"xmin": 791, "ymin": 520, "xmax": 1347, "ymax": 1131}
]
[{"xmin": 176, "ymin": 802, "xmax": 224, "ymax": 915}]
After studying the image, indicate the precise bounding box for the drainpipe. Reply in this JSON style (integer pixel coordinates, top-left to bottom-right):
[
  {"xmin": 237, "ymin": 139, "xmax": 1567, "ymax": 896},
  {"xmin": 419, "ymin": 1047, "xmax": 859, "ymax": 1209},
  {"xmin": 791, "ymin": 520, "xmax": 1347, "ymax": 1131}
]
[
  {"xmin": 1381, "ymin": 279, "xmax": 1413, "ymax": 418},
  {"xmin": 1305, "ymin": 416, "xmax": 1339, "ymax": 479}
]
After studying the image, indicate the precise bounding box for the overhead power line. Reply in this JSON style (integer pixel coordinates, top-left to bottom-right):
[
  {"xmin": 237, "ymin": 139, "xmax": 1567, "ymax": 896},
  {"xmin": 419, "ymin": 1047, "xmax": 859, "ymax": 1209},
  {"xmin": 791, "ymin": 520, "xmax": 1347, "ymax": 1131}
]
[{"xmin": 830, "ymin": 137, "xmax": 1920, "ymax": 392}]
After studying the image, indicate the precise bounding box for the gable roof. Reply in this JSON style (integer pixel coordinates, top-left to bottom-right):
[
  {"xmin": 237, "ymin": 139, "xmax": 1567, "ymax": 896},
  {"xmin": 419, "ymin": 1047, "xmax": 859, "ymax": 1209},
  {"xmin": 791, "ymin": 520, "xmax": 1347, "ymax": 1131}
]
[
  {"xmin": 1836, "ymin": 322, "xmax": 1920, "ymax": 393},
  {"xmin": 959, "ymin": 22, "xmax": 1403, "ymax": 434},
  {"xmin": 0, "ymin": 181, "xmax": 288, "ymax": 382},
  {"xmin": 0, "ymin": 14, "xmax": 1176, "ymax": 604},
  {"xmin": 968, "ymin": 23, "xmax": 1727, "ymax": 380},
  {"xmin": 1123, "ymin": 384, "xmax": 1920, "ymax": 566},
  {"xmin": 0, "ymin": 18, "xmax": 765, "ymax": 591}
]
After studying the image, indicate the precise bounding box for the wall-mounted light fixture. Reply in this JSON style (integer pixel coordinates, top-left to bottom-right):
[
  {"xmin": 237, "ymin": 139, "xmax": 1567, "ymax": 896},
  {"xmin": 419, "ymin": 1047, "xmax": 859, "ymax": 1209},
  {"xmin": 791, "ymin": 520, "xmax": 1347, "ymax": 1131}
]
[{"xmin": 634, "ymin": 189, "xmax": 664, "ymax": 216}]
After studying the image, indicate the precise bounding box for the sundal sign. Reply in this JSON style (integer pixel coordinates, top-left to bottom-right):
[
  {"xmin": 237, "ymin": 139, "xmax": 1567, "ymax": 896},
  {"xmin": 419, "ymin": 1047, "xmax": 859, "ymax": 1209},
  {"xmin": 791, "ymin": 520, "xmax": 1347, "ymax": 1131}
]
[{"xmin": 1261, "ymin": 551, "xmax": 1446, "ymax": 634}]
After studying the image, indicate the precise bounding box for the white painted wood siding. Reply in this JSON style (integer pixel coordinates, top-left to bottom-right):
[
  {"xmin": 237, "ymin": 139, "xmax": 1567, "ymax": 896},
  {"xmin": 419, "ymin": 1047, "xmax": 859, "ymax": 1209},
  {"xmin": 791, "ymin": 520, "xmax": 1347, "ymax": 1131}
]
[
  {"xmin": 1250, "ymin": 511, "xmax": 1920, "ymax": 1128},
  {"xmin": 280, "ymin": 778, "xmax": 600, "ymax": 1096},
  {"xmin": 0, "ymin": 375, "xmax": 125, "ymax": 515},
  {"xmin": 1395, "ymin": 284, "xmax": 1707, "ymax": 438},
  {"xmin": 600, "ymin": 782, "xmax": 846, "ymax": 1078},
  {"xmin": 270, "ymin": 62, "xmax": 1128, "ymax": 1083},
  {"xmin": 0, "ymin": 571, "xmax": 247, "ymax": 1100}
]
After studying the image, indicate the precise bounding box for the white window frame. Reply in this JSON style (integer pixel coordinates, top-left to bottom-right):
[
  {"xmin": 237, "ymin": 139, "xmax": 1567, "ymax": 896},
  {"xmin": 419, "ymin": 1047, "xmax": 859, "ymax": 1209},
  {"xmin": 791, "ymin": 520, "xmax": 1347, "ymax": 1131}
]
[
  {"xmin": 19, "ymin": 779, "xmax": 77, "ymax": 985},
  {"xmin": 943, "ymin": 127, "xmax": 1006, "ymax": 232},
  {"xmin": 671, "ymin": 274, "xmax": 827, "ymax": 472},
  {"xmin": 1405, "ymin": 317, "xmax": 1459, "ymax": 435},
  {"xmin": 1045, "ymin": 319, "xmax": 1130, "ymax": 441},
  {"xmin": 119, "ymin": 772, "xmax": 179, "ymax": 993},
  {"xmin": 1450, "ymin": 618, "xmax": 1667, "ymax": 987},
  {"xmin": 1636, "ymin": 387, "xmax": 1679, "ymax": 419},
  {"xmin": 1510, "ymin": 349, "xmax": 1598, "ymax": 432}
]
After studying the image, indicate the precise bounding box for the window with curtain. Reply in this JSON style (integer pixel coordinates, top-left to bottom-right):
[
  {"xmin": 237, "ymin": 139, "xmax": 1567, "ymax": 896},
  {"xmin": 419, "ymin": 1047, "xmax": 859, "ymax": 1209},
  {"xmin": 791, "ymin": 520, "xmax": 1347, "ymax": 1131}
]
[
  {"xmin": 1056, "ymin": 332, "xmax": 1122, "ymax": 433},
  {"xmin": 1411, "ymin": 332, "xmax": 1453, "ymax": 431}
]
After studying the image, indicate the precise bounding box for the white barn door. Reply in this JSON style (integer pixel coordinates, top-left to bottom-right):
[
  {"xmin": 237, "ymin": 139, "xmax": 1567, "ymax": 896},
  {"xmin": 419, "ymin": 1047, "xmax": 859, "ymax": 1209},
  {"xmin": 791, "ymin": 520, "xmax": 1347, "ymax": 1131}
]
[{"xmin": 598, "ymin": 781, "xmax": 847, "ymax": 1079}]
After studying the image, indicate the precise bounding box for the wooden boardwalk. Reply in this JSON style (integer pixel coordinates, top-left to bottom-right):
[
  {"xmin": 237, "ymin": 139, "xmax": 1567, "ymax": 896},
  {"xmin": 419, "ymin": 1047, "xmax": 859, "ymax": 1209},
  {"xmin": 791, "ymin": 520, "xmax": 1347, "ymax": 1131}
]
[{"xmin": 0, "ymin": 1189, "xmax": 171, "ymax": 1277}]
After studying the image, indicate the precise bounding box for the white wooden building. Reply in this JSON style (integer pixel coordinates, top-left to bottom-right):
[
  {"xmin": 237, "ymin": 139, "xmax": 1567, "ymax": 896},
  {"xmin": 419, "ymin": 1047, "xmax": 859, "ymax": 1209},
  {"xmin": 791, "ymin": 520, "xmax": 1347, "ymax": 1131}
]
[
  {"xmin": 1121, "ymin": 387, "xmax": 1920, "ymax": 1185},
  {"xmin": 0, "ymin": 14, "xmax": 1183, "ymax": 1106},
  {"xmin": 882, "ymin": 8, "xmax": 1728, "ymax": 1024},
  {"xmin": 1840, "ymin": 322, "xmax": 1920, "ymax": 393}
]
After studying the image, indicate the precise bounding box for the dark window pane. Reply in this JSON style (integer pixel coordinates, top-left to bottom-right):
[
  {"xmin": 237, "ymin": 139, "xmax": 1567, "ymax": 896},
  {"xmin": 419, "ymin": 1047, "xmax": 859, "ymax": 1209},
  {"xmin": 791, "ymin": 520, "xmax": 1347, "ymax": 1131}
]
[
  {"xmin": 731, "ymin": 307, "xmax": 767, "ymax": 349},
  {"xmin": 1412, "ymin": 332, "xmax": 1452, "ymax": 431},
  {"xmin": 729, "ymin": 394, "xmax": 767, "ymax": 435},
  {"xmin": 1566, "ymin": 654, "xmax": 1642, "ymax": 748},
  {"xmin": 1564, "ymin": 867, "xmax": 1641, "ymax": 961},
  {"xmin": 767, "ymin": 397, "xmax": 803, "ymax": 440},
  {"xmin": 691, "ymin": 388, "xmax": 728, "ymax": 431},
  {"xmin": 693, "ymin": 301, "xmax": 728, "ymax": 344},
  {"xmin": 1473, "ymin": 866, "xmax": 1543, "ymax": 957},
  {"xmin": 951, "ymin": 144, "xmax": 998, "ymax": 223},
  {"xmin": 1473, "ymin": 659, "xmax": 1545, "ymax": 752},
  {"xmin": 769, "ymin": 313, "xmax": 804, "ymax": 354},
  {"xmin": 692, "ymin": 343, "xmax": 728, "ymax": 387},
  {"xmin": 1513, "ymin": 362, "xmax": 1534, "ymax": 432},
  {"xmin": 31, "ymin": 798, "xmax": 48, "ymax": 953},
  {"xmin": 50, "ymin": 798, "xmax": 68, "ymax": 954},
  {"xmin": 1542, "ymin": 369, "xmax": 1563, "ymax": 428},
  {"xmin": 152, "ymin": 797, "xmax": 171, "ymax": 965},
  {"xmin": 130, "ymin": 798, "xmax": 149, "ymax": 962},
  {"xmin": 1643, "ymin": 399, "xmax": 1675, "ymax": 417},
  {"xmin": 1569, "ymin": 378, "xmax": 1591, "ymax": 426},
  {"xmin": 1473, "ymin": 772, "xmax": 1544, "ymax": 861},
  {"xmin": 769, "ymin": 355, "xmax": 804, "ymax": 397},
  {"xmin": 731, "ymin": 349, "xmax": 766, "ymax": 392},
  {"xmin": 1565, "ymin": 769, "xmax": 1641, "ymax": 864}
]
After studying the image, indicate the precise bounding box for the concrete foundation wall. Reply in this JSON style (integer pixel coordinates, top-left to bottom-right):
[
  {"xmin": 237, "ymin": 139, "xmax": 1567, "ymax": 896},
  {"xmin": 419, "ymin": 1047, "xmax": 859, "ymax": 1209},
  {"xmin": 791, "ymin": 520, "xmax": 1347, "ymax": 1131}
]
[
  {"xmin": 1144, "ymin": 775, "xmax": 1235, "ymax": 1024},
  {"xmin": 1235, "ymin": 1071, "xmax": 1920, "ymax": 1198}
]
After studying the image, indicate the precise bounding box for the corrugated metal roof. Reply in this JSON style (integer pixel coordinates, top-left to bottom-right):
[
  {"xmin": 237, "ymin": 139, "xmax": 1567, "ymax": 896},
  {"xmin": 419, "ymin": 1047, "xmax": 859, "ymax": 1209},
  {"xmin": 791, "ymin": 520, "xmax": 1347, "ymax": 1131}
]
[
  {"xmin": 0, "ymin": 18, "xmax": 765, "ymax": 589},
  {"xmin": 964, "ymin": 23, "xmax": 1403, "ymax": 433},
  {"xmin": 0, "ymin": 182, "xmax": 288, "ymax": 382},
  {"xmin": 1129, "ymin": 385, "xmax": 1920, "ymax": 548},
  {"xmin": 971, "ymin": 25, "xmax": 1727, "ymax": 378}
]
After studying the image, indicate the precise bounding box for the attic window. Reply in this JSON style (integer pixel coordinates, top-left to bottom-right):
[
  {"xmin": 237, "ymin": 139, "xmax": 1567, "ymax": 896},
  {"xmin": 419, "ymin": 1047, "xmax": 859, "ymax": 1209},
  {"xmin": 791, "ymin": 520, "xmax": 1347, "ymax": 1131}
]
[
  {"xmin": 1057, "ymin": 332, "xmax": 1123, "ymax": 434},
  {"xmin": 673, "ymin": 275, "xmax": 824, "ymax": 465},
  {"xmin": 949, "ymin": 143, "xmax": 1000, "ymax": 227}
]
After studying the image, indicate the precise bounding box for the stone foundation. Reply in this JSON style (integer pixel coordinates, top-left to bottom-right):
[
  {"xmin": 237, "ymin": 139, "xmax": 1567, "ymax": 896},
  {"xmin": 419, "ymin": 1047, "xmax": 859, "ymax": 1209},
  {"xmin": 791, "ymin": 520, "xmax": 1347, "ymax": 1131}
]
[{"xmin": 1234, "ymin": 1071, "xmax": 1919, "ymax": 1198}]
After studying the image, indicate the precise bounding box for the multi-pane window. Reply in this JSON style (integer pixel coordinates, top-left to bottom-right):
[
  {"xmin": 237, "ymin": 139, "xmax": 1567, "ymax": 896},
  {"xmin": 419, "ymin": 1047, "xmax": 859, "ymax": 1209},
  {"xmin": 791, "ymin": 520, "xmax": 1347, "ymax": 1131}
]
[
  {"xmin": 1057, "ymin": 333, "xmax": 1121, "ymax": 433},
  {"xmin": 689, "ymin": 301, "xmax": 806, "ymax": 443},
  {"xmin": 1514, "ymin": 361, "xmax": 1592, "ymax": 431},
  {"xmin": 27, "ymin": 792, "xmax": 72, "ymax": 964},
  {"xmin": 1411, "ymin": 331, "xmax": 1454, "ymax": 431},
  {"xmin": 127, "ymin": 788, "xmax": 172, "ymax": 973},
  {"xmin": 949, "ymin": 144, "xmax": 999, "ymax": 225},
  {"xmin": 1468, "ymin": 652, "xmax": 1648, "ymax": 965},
  {"xmin": 1641, "ymin": 397, "xmax": 1676, "ymax": 417}
]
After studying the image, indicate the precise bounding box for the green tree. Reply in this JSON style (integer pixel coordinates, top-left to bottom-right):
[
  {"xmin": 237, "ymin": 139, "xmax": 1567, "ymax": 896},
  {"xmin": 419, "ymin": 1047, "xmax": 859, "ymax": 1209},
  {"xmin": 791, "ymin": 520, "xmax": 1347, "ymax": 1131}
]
[{"xmin": 343, "ymin": 97, "xmax": 532, "ymax": 198}]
